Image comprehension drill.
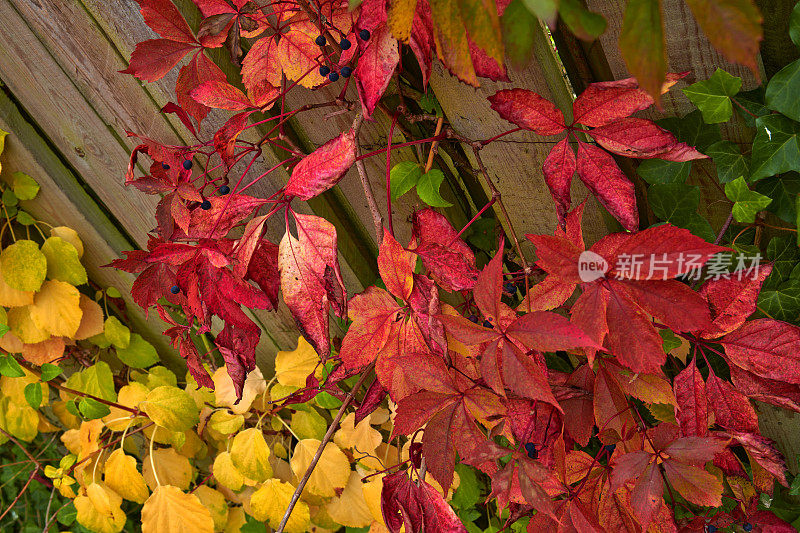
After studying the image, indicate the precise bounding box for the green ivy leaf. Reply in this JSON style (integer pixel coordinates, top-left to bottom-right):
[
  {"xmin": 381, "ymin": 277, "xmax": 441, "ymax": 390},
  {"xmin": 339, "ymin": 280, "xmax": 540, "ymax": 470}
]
[
  {"xmin": 683, "ymin": 69, "xmax": 742, "ymax": 123},
  {"xmin": 766, "ymin": 59, "xmax": 800, "ymax": 122},
  {"xmin": 501, "ymin": 0, "xmax": 538, "ymax": 68},
  {"xmin": 733, "ymin": 87, "xmax": 769, "ymax": 128},
  {"xmin": 314, "ymin": 391, "xmax": 342, "ymax": 409},
  {"xmin": 57, "ymin": 502, "xmax": 77, "ymax": 526},
  {"xmin": 558, "ymin": 0, "xmax": 607, "ymax": 41},
  {"xmin": 758, "ymin": 280, "xmax": 800, "ymax": 322},
  {"xmin": 725, "ymin": 177, "xmax": 772, "ymax": 223},
  {"xmin": 39, "ymin": 363, "xmax": 61, "ymax": 382},
  {"xmin": 649, "ymin": 183, "xmax": 700, "ymax": 225},
  {"xmin": 78, "ymin": 397, "xmax": 111, "ymax": 420},
  {"xmin": 116, "ymin": 333, "xmax": 159, "ymax": 369},
  {"xmin": 791, "ymin": 1, "xmax": 800, "ymax": 48},
  {"xmin": 706, "ymin": 140, "xmax": 749, "ymax": 183},
  {"xmin": 0, "ymin": 354, "xmax": 25, "ymax": 378},
  {"xmin": 765, "ymin": 237, "xmax": 800, "ymax": 290},
  {"xmin": 24, "ymin": 382, "xmax": 42, "ymax": 409},
  {"xmin": 657, "ymin": 110, "xmax": 721, "ymax": 152},
  {"xmin": 750, "ymin": 114, "xmax": 800, "ymax": 182},
  {"xmin": 755, "ymin": 173, "xmax": 800, "ymax": 223},
  {"xmin": 659, "ymin": 329, "xmax": 682, "ymax": 353},
  {"xmin": 416, "ymin": 169, "xmax": 452, "ymax": 207},
  {"xmin": 465, "ymin": 217, "xmax": 496, "ymax": 251},
  {"xmin": 636, "ymin": 159, "xmax": 691, "ymax": 184},
  {"xmin": 390, "ymin": 162, "xmax": 422, "ymax": 200},
  {"xmin": 11, "ymin": 172, "xmax": 39, "ymax": 201}
]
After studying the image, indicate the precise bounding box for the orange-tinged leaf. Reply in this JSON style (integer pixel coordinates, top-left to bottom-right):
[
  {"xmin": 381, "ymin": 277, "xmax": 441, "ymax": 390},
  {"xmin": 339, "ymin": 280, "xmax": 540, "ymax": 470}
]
[
  {"xmin": 662, "ymin": 460, "xmax": 723, "ymax": 507},
  {"xmin": 619, "ymin": 0, "xmax": 667, "ymax": 103},
  {"xmin": 284, "ymin": 129, "xmax": 356, "ymax": 201},
  {"xmin": 29, "ymin": 280, "xmax": 82, "ymax": 338},
  {"xmin": 141, "ymin": 485, "xmax": 214, "ymax": 533},
  {"xmin": 378, "ymin": 229, "xmax": 415, "ymax": 300},
  {"xmin": 684, "ymin": 0, "xmax": 762, "ymax": 75}
]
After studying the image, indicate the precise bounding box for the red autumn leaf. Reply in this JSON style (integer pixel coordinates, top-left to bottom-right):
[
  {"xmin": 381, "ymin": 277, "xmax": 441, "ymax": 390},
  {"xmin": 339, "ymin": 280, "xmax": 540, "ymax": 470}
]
[
  {"xmin": 245, "ymin": 239, "xmax": 280, "ymax": 309},
  {"xmin": 381, "ymin": 470, "xmax": 467, "ymax": 533},
  {"xmin": 284, "ymin": 129, "xmax": 357, "ymax": 201},
  {"xmin": 176, "ymin": 51, "xmax": 228, "ymax": 123},
  {"xmin": 603, "ymin": 286, "xmax": 665, "ymax": 373},
  {"xmin": 726, "ymin": 431, "xmax": 787, "ymax": 486},
  {"xmin": 409, "ymin": 209, "xmax": 478, "ymax": 291},
  {"xmin": 721, "ymin": 318, "xmax": 800, "ymax": 385},
  {"xmin": 161, "ymin": 102, "xmax": 198, "ymax": 138},
  {"xmin": 542, "ymin": 137, "xmax": 577, "ymax": 221},
  {"xmin": 135, "ymin": 0, "xmax": 198, "ymax": 44},
  {"xmin": 674, "ymin": 359, "xmax": 709, "ymax": 437},
  {"xmin": 189, "ymin": 80, "xmax": 252, "ymax": 110},
  {"xmin": 488, "ymin": 455, "xmax": 557, "ymax": 517},
  {"xmin": 575, "ymin": 141, "xmax": 638, "ymax": 231},
  {"xmin": 355, "ymin": 25, "xmax": 400, "ymax": 118},
  {"xmin": 556, "ymin": 365, "xmax": 595, "ymax": 446},
  {"xmin": 587, "ymin": 118, "xmax": 701, "ymax": 160},
  {"xmin": 338, "ymin": 288, "xmax": 401, "ymax": 365},
  {"xmin": 278, "ymin": 213, "xmax": 347, "ymax": 359},
  {"xmin": 487, "ymin": 89, "xmax": 566, "ymax": 135},
  {"xmin": 472, "ymin": 239, "xmax": 505, "ymax": 323},
  {"xmin": 706, "ymin": 371, "xmax": 759, "ymax": 433},
  {"xmin": 121, "ymin": 39, "xmax": 198, "ymax": 82},
  {"xmin": 699, "ymin": 263, "xmax": 773, "ymax": 338},
  {"xmin": 233, "ymin": 215, "xmax": 268, "ymax": 278},
  {"xmin": 517, "ymin": 275, "xmax": 575, "ymax": 313},
  {"xmin": 594, "ymin": 364, "xmax": 636, "ymax": 442},
  {"xmin": 729, "ymin": 364, "xmax": 800, "ymax": 413},
  {"xmin": 188, "ymin": 193, "xmax": 268, "ymax": 239}
]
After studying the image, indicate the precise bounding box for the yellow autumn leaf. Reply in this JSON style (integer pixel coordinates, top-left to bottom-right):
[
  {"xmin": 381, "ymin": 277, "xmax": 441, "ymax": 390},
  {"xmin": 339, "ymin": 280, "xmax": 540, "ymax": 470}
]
[
  {"xmin": 0, "ymin": 331, "xmax": 23, "ymax": 353},
  {"xmin": 8, "ymin": 305, "xmax": 49, "ymax": 344},
  {"xmin": 334, "ymin": 413, "xmax": 383, "ymax": 454},
  {"xmin": 0, "ymin": 239, "xmax": 46, "ymax": 291},
  {"xmin": 143, "ymin": 386, "xmax": 200, "ymax": 432},
  {"xmin": 327, "ymin": 471, "xmax": 374, "ymax": 528},
  {"xmin": 103, "ymin": 382, "xmax": 148, "ymax": 431},
  {"xmin": 75, "ymin": 294, "xmax": 104, "ymax": 340},
  {"xmin": 208, "ymin": 410, "xmax": 244, "ymax": 435},
  {"xmin": 213, "ymin": 451, "xmax": 245, "ymax": 491},
  {"xmin": 41, "ymin": 236, "xmax": 87, "ymax": 285},
  {"xmin": 78, "ymin": 419, "xmax": 105, "ymax": 460},
  {"xmin": 21, "ymin": 336, "xmax": 65, "ymax": 365},
  {"xmin": 30, "ymin": 280, "xmax": 82, "ymax": 337},
  {"xmin": 143, "ymin": 447, "xmax": 193, "ymax": 491},
  {"xmin": 0, "ymin": 396, "xmax": 38, "ymax": 441},
  {"xmin": 230, "ymin": 427, "xmax": 272, "ymax": 483},
  {"xmin": 275, "ymin": 336, "xmax": 322, "ymax": 387},
  {"xmin": 104, "ymin": 449, "xmax": 150, "ymax": 504},
  {"xmin": 141, "ymin": 485, "xmax": 214, "ymax": 533},
  {"xmin": 0, "ymin": 270, "xmax": 33, "ymax": 307},
  {"xmin": 249, "ymin": 478, "xmax": 310, "ymax": 533},
  {"xmin": 50, "ymin": 226, "xmax": 84, "ymax": 257},
  {"xmin": 290, "ymin": 439, "xmax": 350, "ymax": 497},
  {"xmin": 75, "ymin": 483, "xmax": 127, "ymax": 533},
  {"xmin": 1, "ymin": 367, "xmax": 48, "ymax": 405},
  {"xmin": 212, "ymin": 365, "xmax": 266, "ymax": 414},
  {"xmin": 362, "ymin": 474, "xmax": 385, "ymax": 523},
  {"xmin": 225, "ymin": 506, "xmax": 247, "ymax": 533},
  {"xmin": 194, "ymin": 485, "xmax": 229, "ymax": 530}
]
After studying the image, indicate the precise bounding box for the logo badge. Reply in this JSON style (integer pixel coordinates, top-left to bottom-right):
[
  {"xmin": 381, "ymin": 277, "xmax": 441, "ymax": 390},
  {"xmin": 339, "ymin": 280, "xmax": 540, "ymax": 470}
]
[{"xmin": 578, "ymin": 251, "xmax": 608, "ymax": 282}]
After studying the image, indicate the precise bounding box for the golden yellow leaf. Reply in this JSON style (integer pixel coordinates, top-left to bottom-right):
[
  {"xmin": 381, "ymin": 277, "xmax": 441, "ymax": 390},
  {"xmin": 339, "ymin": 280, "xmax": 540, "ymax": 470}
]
[
  {"xmin": 334, "ymin": 413, "xmax": 383, "ymax": 454},
  {"xmin": 208, "ymin": 410, "xmax": 244, "ymax": 435},
  {"xmin": 141, "ymin": 485, "xmax": 214, "ymax": 533},
  {"xmin": 0, "ymin": 240, "xmax": 46, "ymax": 291},
  {"xmin": 50, "ymin": 226, "xmax": 84, "ymax": 258},
  {"xmin": 8, "ymin": 305, "xmax": 49, "ymax": 344},
  {"xmin": 21, "ymin": 336, "xmax": 64, "ymax": 365},
  {"xmin": 195, "ymin": 485, "xmax": 229, "ymax": 530},
  {"xmin": 52, "ymin": 399, "xmax": 81, "ymax": 429},
  {"xmin": 30, "ymin": 280, "xmax": 82, "ymax": 337},
  {"xmin": 326, "ymin": 471, "xmax": 374, "ymax": 528},
  {"xmin": 224, "ymin": 506, "xmax": 247, "ymax": 533},
  {"xmin": 0, "ymin": 396, "xmax": 38, "ymax": 441},
  {"xmin": 387, "ymin": 0, "xmax": 417, "ymax": 41},
  {"xmin": 79, "ymin": 419, "xmax": 105, "ymax": 459},
  {"xmin": 213, "ymin": 451, "xmax": 245, "ymax": 491},
  {"xmin": 61, "ymin": 428, "xmax": 81, "ymax": 456},
  {"xmin": 0, "ymin": 367, "xmax": 48, "ymax": 405},
  {"xmin": 369, "ymin": 521, "xmax": 391, "ymax": 533},
  {"xmin": 103, "ymin": 382, "xmax": 148, "ymax": 431},
  {"xmin": 41, "ymin": 236, "xmax": 87, "ymax": 285},
  {"xmin": 75, "ymin": 483, "xmax": 126, "ymax": 533},
  {"xmin": 75, "ymin": 294, "xmax": 104, "ymax": 340},
  {"xmin": 143, "ymin": 447, "xmax": 193, "ymax": 491},
  {"xmin": 143, "ymin": 386, "xmax": 200, "ymax": 432},
  {"xmin": 249, "ymin": 478, "xmax": 310, "ymax": 533},
  {"xmin": 0, "ymin": 270, "xmax": 33, "ymax": 307},
  {"xmin": 275, "ymin": 336, "xmax": 322, "ymax": 387},
  {"xmin": 104, "ymin": 448, "xmax": 150, "ymax": 504},
  {"xmin": 290, "ymin": 439, "xmax": 350, "ymax": 498},
  {"xmin": 212, "ymin": 365, "xmax": 266, "ymax": 414},
  {"xmin": 177, "ymin": 429, "xmax": 206, "ymax": 459},
  {"xmin": 362, "ymin": 474, "xmax": 385, "ymax": 523},
  {"xmin": 230, "ymin": 427, "xmax": 272, "ymax": 483}
]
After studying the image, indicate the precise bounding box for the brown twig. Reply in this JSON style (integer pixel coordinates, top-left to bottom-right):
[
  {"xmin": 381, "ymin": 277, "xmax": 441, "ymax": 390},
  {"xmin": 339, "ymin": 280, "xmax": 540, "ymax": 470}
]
[
  {"xmin": 423, "ymin": 117, "xmax": 444, "ymax": 173},
  {"xmin": 275, "ymin": 364, "xmax": 375, "ymax": 532},
  {"xmin": 353, "ymin": 114, "xmax": 384, "ymax": 237}
]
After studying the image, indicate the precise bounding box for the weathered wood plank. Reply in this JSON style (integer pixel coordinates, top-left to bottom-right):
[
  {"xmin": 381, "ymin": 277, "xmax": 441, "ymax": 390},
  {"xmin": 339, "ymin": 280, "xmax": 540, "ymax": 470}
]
[{"xmin": 0, "ymin": 88, "xmax": 180, "ymax": 367}]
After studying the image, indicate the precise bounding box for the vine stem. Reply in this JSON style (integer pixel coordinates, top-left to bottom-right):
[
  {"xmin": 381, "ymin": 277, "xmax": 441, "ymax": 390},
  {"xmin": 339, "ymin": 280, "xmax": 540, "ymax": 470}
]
[
  {"xmin": 0, "ymin": 426, "xmax": 41, "ymax": 522},
  {"xmin": 353, "ymin": 114, "xmax": 384, "ymax": 237},
  {"xmin": 275, "ymin": 364, "xmax": 375, "ymax": 533}
]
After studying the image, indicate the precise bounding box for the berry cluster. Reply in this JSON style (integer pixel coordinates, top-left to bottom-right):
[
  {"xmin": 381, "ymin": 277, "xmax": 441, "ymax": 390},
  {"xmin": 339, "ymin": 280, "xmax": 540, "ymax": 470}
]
[{"xmin": 315, "ymin": 29, "xmax": 370, "ymax": 82}]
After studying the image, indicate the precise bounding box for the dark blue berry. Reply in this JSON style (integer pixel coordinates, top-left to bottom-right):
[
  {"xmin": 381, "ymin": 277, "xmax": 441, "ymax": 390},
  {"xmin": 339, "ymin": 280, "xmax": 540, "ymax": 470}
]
[
  {"xmin": 340, "ymin": 38, "xmax": 351, "ymax": 50},
  {"xmin": 170, "ymin": 285, "xmax": 180, "ymax": 295},
  {"xmin": 359, "ymin": 29, "xmax": 371, "ymax": 41},
  {"xmin": 218, "ymin": 185, "xmax": 230, "ymax": 195},
  {"xmin": 315, "ymin": 35, "xmax": 326, "ymax": 46},
  {"xmin": 604, "ymin": 444, "xmax": 616, "ymax": 454},
  {"xmin": 161, "ymin": 163, "xmax": 170, "ymax": 170},
  {"xmin": 743, "ymin": 524, "xmax": 753, "ymax": 532},
  {"xmin": 340, "ymin": 66, "xmax": 352, "ymax": 78},
  {"xmin": 200, "ymin": 200, "xmax": 212, "ymax": 210},
  {"xmin": 328, "ymin": 71, "xmax": 339, "ymax": 82},
  {"xmin": 707, "ymin": 526, "xmax": 717, "ymax": 533},
  {"xmin": 483, "ymin": 320, "xmax": 492, "ymax": 328},
  {"xmin": 319, "ymin": 65, "xmax": 331, "ymax": 76},
  {"xmin": 524, "ymin": 442, "xmax": 538, "ymax": 459},
  {"xmin": 467, "ymin": 315, "xmax": 478, "ymax": 323},
  {"xmin": 182, "ymin": 159, "xmax": 192, "ymax": 170}
]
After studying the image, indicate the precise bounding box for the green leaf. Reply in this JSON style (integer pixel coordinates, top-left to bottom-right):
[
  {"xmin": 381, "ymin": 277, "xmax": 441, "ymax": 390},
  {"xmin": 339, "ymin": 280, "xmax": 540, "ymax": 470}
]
[
  {"xmin": 636, "ymin": 159, "xmax": 691, "ymax": 184},
  {"xmin": 314, "ymin": 391, "xmax": 342, "ymax": 409},
  {"xmin": 648, "ymin": 183, "xmax": 700, "ymax": 225},
  {"xmin": 0, "ymin": 354, "xmax": 25, "ymax": 378},
  {"xmin": 116, "ymin": 333, "xmax": 159, "ymax": 369},
  {"xmin": 725, "ymin": 177, "xmax": 772, "ymax": 223},
  {"xmin": 142, "ymin": 385, "xmax": 199, "ymax": 432},
  {"xmin": 390, "ymin": 162, "xmax": 422, "ymax": 200},
  {"xmin": 619, "ymin": 0, "xmax": 666, "ymax": 99},
  {"xmin": 765, "ymin": 236, "xmax": 800, "ymax": 289},
  {"xmin": 657, "ymin": 110, "xmax": 721, "ymax": 152},
  {"xmin": 291, "ymin": 410, "xmax": 327, "ymax": 440},
  {"xmin": 758, "ymin": 280, "xmax": 800, "ymax": 322},
  {"xmin": 419, "ymin": 93, "xmax": 443, "ymax": 116},
  {"xmin": 791, "ymin": 0, "xmax": 800, "ymax": 48},
  {"xmin": 559, "ymin": 0, "xmax": 607, "ymax": 41},
  {"xmin": 659, "ymin": 329, "xmax": 682, "ymax": 353},
  {"xmin": 451, "ymin": 464, "xmax": 481, "ymax": 509},
  {"xmin": 2, "ymin": 188, "xmax": 18, "ymax": 207},
  {"xmin": 11, "ymin": 172, "xmax": 39, "ymax": 201},
  {"xmin": 57, "ymin": 502, "xmax": 77, "ymax": 526},
  {"xmin": 15, "ymin": 211, "xmax": 35, "ymax": 225},
  {"xmin": 683, "ymin": 213, "xmax": 716, "ymax": 243},
  {"xmin": 457, "ymin": 0, "xmax": 503, "ymax": 67},
  {"xmin": 106, "ymin": 286, "xmax": 122, "ymax": 298},
  {"xmin": 501, "ymin": 0, "xmax": 538, "ymax": 68},
  {"xmin": 706, "ymin": 140, "xmax": 749, "ymax": 183},
  {"xmin": 520, "ymin": 0, "xmax": 557, "ymax": 22},
  {"xmin": 682, "ymin": 69, "xmax": 742, "ymax": 123},
  {"xmin": 416, "ymin": 169, "xmax": 453, "ymax": 207},
  {"xmin": 750, "ymin": 114, "xmax": 800, "ymax": 182},
  {"xmin": 755, "ymin": 173, "xmax": 800, "ymax": 223},
  {"xmin": 39, "ymin": 363, "xmax": 61, "ymax": 382},
  {"xmin": 66, "ymin": 361, "xmax": 117, "ymax": 402},
  {"xmin": 732, "ymin": 87, "xmax": 769, "ymax": 128},
  {"xmin": 766, "ymin": 59, "xmax": 800, "ymax": 122},
  {"xmin": 465, "ymin": 217, "xmax": 496, "ymax": 251},
  {"xmin": 65, "ymin": 399, "xmax": 80, "ymax": 417},
  {"xmin": 78, "ymin": 397, "xmax": 111, "ymax": 420},
  {"xmin": 24, "ymin": 382, "xmax": 43, "ymax": 409},
  {"xmin": 41, "ymin": 236, "xmax": 87, "ymax": 286},
  {"xmin": 0, "ymin": 324, "xmax": 9, "ymax": 339},
  {"xmin": 104, "ymin": 316, "xmax": 131, "ymax": 349}
]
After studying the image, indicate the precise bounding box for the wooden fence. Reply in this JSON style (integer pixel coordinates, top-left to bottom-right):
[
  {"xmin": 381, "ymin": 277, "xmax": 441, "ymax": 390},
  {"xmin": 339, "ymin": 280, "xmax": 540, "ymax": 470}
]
[{"xmin": 1, "ymin": 0, "xmax": 798, "ymax": 468}]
